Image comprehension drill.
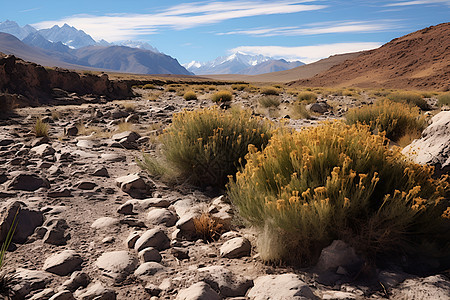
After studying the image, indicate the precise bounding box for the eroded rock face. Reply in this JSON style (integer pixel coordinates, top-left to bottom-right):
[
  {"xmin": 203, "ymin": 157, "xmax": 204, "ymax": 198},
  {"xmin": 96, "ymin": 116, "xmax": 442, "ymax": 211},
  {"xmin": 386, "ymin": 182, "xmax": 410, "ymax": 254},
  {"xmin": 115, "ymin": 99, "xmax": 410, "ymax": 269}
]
[
  {"xmin": 0, "ymin": 53, "xmax": 134, "ymax": 107},
  {"xmin": 403, "ymin": 111, "xmax": 450, "ymax": 175}
]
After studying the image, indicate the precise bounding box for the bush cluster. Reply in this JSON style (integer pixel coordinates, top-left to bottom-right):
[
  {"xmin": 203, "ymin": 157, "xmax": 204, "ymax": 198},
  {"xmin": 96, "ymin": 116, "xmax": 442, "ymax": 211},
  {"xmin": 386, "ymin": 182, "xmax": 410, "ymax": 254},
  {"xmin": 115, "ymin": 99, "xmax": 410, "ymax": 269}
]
[
  {"xmin": 211, "ymin": 90, "xmax": 233, "ymax": 103},
  {"xmin": 297, "ymin": 92, "xmax": 317, "ymax": 103},
  {"xmin": 260, "ymin": 87, "xmax": 280, "ymax": 96},
  {"xmin": 438, "ymin": 93, "xmax": 450, "ymax": 107},
  {"xmin": 156, "ymin": 107, "xmax": 271, "ymax": 188},
  {"xmin": 387, "ymin": 91, "xmax": 429, "ymax": 110},
  {"xmin": 228, "ymin": 121, "xmax": 449, "ymax": 265},
  {"xmin": 345, "ymin": 100, "xmax": 427, "ymax": 142},
  {"xmin": 259, "ymin": 96, "xmax": 281, "ymax": 108},
  {"xmin": 183, "ymin": 91, "xmax": 197, "ymax": 101}
]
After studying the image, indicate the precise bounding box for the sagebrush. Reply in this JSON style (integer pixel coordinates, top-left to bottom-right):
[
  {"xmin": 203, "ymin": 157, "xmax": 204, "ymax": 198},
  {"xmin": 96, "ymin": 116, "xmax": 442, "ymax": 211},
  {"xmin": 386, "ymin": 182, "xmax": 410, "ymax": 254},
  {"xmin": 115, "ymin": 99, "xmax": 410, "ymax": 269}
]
[
  {"xmin": 228, "ymin": 121, "xmax": 449, "ymax": 265},
  {"xmin": 211, "ymin": 90, "xmax": 233, "ymax": 103}
]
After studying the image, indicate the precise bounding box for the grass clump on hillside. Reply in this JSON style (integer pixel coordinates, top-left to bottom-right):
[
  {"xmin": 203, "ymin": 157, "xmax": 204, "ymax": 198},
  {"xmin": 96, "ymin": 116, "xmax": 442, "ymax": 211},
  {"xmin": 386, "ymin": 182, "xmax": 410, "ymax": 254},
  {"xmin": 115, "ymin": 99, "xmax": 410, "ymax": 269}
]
[
  {"xmin": 211, "ymin": 90, "xmax": 233, "ymax": 103},
  {"xmin": 228, "ymin": 121, "xmax": 450, "ymax": 265},
  {"xmin": 231, "ymin": 84, "xmax": 248, "ymax": 91},
  {"xmin": 297, "ymin": 92, "xmax": 317, "ymax": 103},
  {"xmin": 142, "ymin": 84, "xmax": 156, "ymax": 89},
  {"xmin": 183, "ymin": 91, "xmax": 197, "ymax": 101},
  {"xmin": 34, "ymin": 117, "xmax": 49, "ymax": 137},
  {"xmin": 345, "ymin": 100, "xmax": 427, "ymax": 142},
  {"xmin": 438, "ymin": 93, "xmax": 450, "ymax": 107},
  {"xmin": 140, "ymin": 107, "xmax": 271, "ymax": 188},
  {"xmin": 259, "ymin": 96, "xmax": 281, "ymax": 108},
  {"xmin": 387, "ymin": 91, "xmax": 429, "ymax": 110},
  {"xmin": 290, "ymin": 102, "xmax": 311, "ymax": 119}
]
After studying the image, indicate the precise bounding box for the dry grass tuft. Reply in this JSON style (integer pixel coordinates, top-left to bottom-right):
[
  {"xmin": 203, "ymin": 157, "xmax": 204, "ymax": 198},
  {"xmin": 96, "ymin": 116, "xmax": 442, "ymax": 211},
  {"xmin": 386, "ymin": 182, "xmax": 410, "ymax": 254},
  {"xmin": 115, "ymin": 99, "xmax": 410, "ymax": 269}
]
[
  {"xmin": 211, "ymin": 90, "xmax": 233, "ymax": 103},
  {"xmin": 193, "ymin": 212, "xmax": 224, "ymax": 241},
  {"xmin": 183, "ymin": 91, "xmax": 197, "ymax": 100},
  {"xmin": 34, "ymin": 117, "xmax": 49, "ymax": 137},
  {"xmin": 259, "ymin": 96, "xmax": 281, "ymax": 108}
]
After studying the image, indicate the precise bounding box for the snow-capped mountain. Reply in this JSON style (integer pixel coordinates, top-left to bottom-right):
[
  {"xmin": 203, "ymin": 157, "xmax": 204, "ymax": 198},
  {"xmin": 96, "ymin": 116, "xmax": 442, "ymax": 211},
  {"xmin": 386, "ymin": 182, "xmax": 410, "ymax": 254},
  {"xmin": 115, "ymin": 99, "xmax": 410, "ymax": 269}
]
[
  {"xmin": 38, "ymin": 24, "xmax": 97, "ymax": 49},
  {"xmin": 0, "ymin": 20, "xmax": 37, "ymax": 40},
  {"xmin": 184, "ymin": 52, "xmax": 304, "ymax": 75},
  {"xmin": 115, "ymin": 40, "xmax": 159, "ymax": 53}
]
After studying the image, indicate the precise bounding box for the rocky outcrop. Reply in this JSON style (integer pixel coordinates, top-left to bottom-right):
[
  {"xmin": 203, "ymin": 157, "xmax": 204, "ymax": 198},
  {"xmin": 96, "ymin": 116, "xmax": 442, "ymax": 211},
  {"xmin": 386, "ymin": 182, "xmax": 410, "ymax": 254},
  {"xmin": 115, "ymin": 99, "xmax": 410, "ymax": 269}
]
[
  {"xmin": 0, "ymin": 53, "xmax": 134, "ymax": 107},
  {"xmin": 403, "ymin": 111, "xmax": 450, "ymax": 175}
]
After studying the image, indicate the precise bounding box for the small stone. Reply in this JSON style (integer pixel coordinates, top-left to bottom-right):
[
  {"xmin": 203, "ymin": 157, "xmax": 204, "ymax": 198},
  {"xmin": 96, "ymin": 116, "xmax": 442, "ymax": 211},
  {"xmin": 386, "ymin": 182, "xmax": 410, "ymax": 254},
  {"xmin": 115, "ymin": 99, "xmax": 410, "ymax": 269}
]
[
  {"xmin": 75, "ymin": 282, "xmax": 116, "ymax": 300},
  {"xmin": 48, "ymin": 188, "xmax": 72, "ymax": 198},
  {"xmin": 43, "ymin": 218, "xmax": 70, "ymax": 245},
  {"xmin": 62, "ymin": 271, "xmax": 91, "ymax": 292},
  {"xmin": 64, "ymin": 125, "xmax": 79, "ymax": 136},
  {"xmin": 219, "ymin": 237, "xmax": 251, "ymax": 259},
  {"xmin": 145, "ymin": 283, "xmax": 161, "ymax": 296},
  {"xmin": 247, "ymin": 274, "xmax": 318, "ymax": 300},
  {"xmin": 171, "ymin": 247, "xmax": 189, "ymax": 260},
  {"xmin": 31, "ymin": 144, "xmax": 56, "ymax": 157},
  {"xmin": 138, "ymin": 247, "xmax": 162, "ymax": 262},
  {"xmin": 76, "ymin": 181, "xmax": 97, "ymax": 190},
  {"xmin": 49, "ymin": 290, "xmax": 75, "ymax": 300},
  {"xmin": 125, "ymin": 231, "xmax": 141, "ymax": 248},
  {"xmin": 117, "ymin": 203, "xmax": 134, "ymax": 215},
  {"xmin": 198, "ymin": 266, "xmax": 253, "ymax": 297},
  {"xmin": 11, "ymin": 268, "xmax": 51, "ymax": 299},
  {"xmin": 92, "ymin": 167, "xmax": 109, "ymax": 177},
  {"xmin": 95, "ymin": 251, "xmax": 138, "ymax": 282},
  {"xmin": 91, "ymin": 217, "xmax": 119, "ymax": 229},
  {"xmin": 147, "ymin": 208, "xmax": 177, "ymax": 227},
  {"xmin": 43, "ymin": 250, "xmax": 83, "ymax": 276},
  {"xmin": 134, "ymin": 262, "xmax": 166, "ymax": 277}
]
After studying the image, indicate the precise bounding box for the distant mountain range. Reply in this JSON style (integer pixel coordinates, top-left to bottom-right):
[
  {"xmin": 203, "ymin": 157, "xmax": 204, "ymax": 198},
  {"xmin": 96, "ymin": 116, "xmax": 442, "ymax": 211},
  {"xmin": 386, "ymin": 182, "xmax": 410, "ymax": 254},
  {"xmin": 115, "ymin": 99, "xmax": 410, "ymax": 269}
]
[
  {"xmin": 184, "ymin": 52, "xmax": 304, "ymax": 75},
  {"xmin": 0, "ymin": 20, "xmax": 190, "ymax": 75}
]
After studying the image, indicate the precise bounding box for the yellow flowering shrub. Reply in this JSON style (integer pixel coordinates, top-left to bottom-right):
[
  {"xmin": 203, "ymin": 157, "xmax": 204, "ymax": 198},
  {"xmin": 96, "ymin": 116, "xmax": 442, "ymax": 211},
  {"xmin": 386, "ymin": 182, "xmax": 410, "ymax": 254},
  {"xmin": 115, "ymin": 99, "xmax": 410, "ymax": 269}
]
[
  {"xmin": 346, "ymin": 99, "xmax": 427, "ymax": 142},
  {"xmin": 228, "ymin": 121, "xmax": 449, "ymax": 265},
  {"xmin": 158, "ymin": 107, "xmax": 271, "ymax": 188}
]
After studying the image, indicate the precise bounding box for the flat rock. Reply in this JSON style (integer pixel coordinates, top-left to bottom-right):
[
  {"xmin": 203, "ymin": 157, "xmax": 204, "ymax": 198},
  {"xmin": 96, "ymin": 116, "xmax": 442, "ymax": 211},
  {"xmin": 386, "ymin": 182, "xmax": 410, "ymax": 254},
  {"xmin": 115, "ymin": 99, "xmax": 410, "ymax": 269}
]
[
  {"xmin": 31, "ymin": 144, "xmax": 56, "ymax": 157},
  {"xmin": 198, "ymin": 266, "xmax": 253, "ymax": 297},
  {"xmin": 176, "ymin": 282, "xmax": 220, "ymax": 300},
  {"xmin": 391, "ymin": 275, "xmax": 450, "ymax": 300},
  {"xmin": 101, "ymin": 153, "xmax": 126, "ymax": 162},
  {"xmin": 49, "ymin": 290, "xmax": 75, "ymax": 300},
  {"xmin": 112, "ymin": 131, "xmax": 140, "ymax": 142},
  {"xmin": 147, "ymin": 208, "xmax": 177, "ymax": 227},
  {"xmin": 43, "ymin": 250, "xmax": 83, "ymax": 276},
  {"xmin": 91, "ymin": 217, "xmax": 119, "ymax": 229},
  {"xmin": 95, "ymin": 250, "xmax": 138, "ymax": 282},
  {"xmin": 134, "ymin": 228, "xmax": 170, "ymax": 251},
  {"xmin": 75, "ymin": 282, "xmax": 116, "ymax": 300},
  {"xmin": 76, "ymin": 181, "xmax": 97, "ymax": 190},
  {"xmin": 219, "ymin": 237, "xmax": 251, "ymax": 258},
  {"xmin": 247, "ymin": 274, "xmax": 318, "ymax": 300},
  {"xmin": 138, "ymin": 247, "xmax": 162, "ymax": 262},
  {"xmin": 134, "ymin": 262, "xmax": 166, "ymax": 277},
  {"xmin": 92, "ymin": 167, "xmax": 109, "ymax": 177},
  {"xmin": 7, "ymin": 172, "xmax": 50, "ymax": 191}
]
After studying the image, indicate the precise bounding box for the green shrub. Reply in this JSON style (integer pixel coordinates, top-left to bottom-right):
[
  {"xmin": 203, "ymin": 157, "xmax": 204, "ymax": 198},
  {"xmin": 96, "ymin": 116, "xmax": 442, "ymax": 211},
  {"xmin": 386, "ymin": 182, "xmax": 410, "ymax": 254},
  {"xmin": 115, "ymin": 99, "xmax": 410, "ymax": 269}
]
[
  {"xmin": 438, "ymin": 93, "xmax": 450, "ymax": 106},
  {"xmin": 154, "ymin": 107, "xmax": 271, "ymax": 188},
  {"xmin": 345, "ymin": 100, "xmax": 427, "ymax": 142},
  {"xmin": 261, "ymin": 87, "xmax": 280, "ymax": 96},
  {"xmin": 183, "ymin": 91, "xmax": 197, "ymax": 100},
  {"xmin": 259, "ymin": 96, "xmax": 281, "ymax": 108},
  {"xmin": 228, "ymin": 121, "xmax": 449, "ymax": 265},
  {"xmin": 297, "ymin": 92, "xmax": 317, "ymax": 103},
  {"xmin": 34, "ymin": 117, "xmax": 49, "ymax": 137},
  {"xmin": 387, "ymin": 91, "xmax": 429, "ymax": 110},
  {"xmin": 211, "ymin": 90, "xmax": 233, "ymax": 103}
]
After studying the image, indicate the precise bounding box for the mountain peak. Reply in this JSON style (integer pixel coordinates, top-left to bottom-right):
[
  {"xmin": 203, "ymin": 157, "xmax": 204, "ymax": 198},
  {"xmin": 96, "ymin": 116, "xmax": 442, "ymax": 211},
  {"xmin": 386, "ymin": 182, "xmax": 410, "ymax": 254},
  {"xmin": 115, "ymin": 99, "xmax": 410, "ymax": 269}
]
[{"xmin": 0, "ymin": 20, "xmax": 37, "ymax": 40}]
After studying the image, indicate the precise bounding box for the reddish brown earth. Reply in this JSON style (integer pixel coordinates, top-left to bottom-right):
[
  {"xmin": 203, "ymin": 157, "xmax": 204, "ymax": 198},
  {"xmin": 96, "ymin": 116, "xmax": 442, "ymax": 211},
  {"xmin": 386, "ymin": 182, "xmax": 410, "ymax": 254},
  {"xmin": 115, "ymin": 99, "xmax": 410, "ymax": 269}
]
[{"xmin": 290, "ymin": 22, "xmax": 450, "ymax": 91}]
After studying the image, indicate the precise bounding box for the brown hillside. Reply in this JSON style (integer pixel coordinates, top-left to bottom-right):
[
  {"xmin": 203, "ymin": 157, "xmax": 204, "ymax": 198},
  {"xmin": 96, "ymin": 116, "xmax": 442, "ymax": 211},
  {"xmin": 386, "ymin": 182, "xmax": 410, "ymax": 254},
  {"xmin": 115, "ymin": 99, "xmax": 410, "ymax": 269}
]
[{"xmin": 290, "ymin": 23, "xmax": 450, "ymax": 91}]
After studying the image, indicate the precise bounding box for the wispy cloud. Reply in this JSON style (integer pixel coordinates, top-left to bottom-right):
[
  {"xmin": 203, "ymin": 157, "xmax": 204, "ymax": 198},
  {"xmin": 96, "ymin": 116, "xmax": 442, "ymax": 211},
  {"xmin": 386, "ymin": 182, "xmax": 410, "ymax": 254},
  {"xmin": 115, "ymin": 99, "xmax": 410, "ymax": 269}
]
[
  {"xmin": 19, "ymin": 7, "xmax": 41, "ymax": 13},
  {"xmin": 385, "ymin": 0, "xmax": 450, "ymax": 7},
  {"xmin": 32, "ymin": 1, "xmax": 326, "ymax": 41},
  {"xmin": 217, "ymin": 20, "xmax": 399, "ymax": 36},
  {"xmin": 230, "ymin": 42, "xmax": 382, "ymax": 63}
]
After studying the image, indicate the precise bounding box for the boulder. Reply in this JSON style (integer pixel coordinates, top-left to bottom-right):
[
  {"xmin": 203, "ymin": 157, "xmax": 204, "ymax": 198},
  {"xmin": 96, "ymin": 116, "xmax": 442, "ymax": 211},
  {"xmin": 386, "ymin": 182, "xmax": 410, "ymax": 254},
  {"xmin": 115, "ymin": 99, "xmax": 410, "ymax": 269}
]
[
  {"xmin": 403, "ymin": 111, "xmax": 450, "ymax": 174},
  {"xmin": 11, "ymin": 268, "xmax": 51, "ymax": 299},
  {"xmin": 176, "ymin": 282, "xmax": 220, "ymax": 300},
  {"xmin": 219, "ymin": 237, "xmax": 251, "ymax": 258},
  {"xmin": 306, "ymin": 101, "xmax": 330, "ymax": 114},
  {"xmin": 315, "ymin": 240, "xmax": 362, "ymax": 272},
  {"xmin": 134, "ymin": 228, "xmax": 170, "ymax": 251},
  {"xmin": 198, "ymin": 266, "xmax": 253, "ymax": 297},
  {"xmin": 95, "ymin": 251, "xmax": 138, "ymax": 282},
  {"xmin": 147, "ymin": 208, "xmax": 177, "ymax": 227},
  {"xmin": 0, "ymin": 201, "xmax": 44, "ymax": 244},
  {"xmin": 247, "ymin": 274, "xmax": 318, "ymax": 300},
  {"xmin": 43, "ymin": 250, "xmax": 83, "ymax": 276}
]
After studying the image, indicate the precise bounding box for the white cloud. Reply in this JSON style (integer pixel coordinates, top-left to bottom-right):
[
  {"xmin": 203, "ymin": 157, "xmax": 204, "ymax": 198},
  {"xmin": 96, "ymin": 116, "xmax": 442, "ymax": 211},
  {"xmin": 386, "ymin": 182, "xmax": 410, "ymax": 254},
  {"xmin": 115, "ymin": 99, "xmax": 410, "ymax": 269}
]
[
  {"xmin": 32, "ymin": 1, "xmax": 326, "ymax": 41},
  {"xmin": 385, "ymin": 0, "xmax": 450, "ymax": 6},
  {"xmin": 230, "ymin": 42, "xmax": 382, "ymax": 63},
  {"xmin": 218, "ymin": 21, "xmax": 399, "ymax": 36}
]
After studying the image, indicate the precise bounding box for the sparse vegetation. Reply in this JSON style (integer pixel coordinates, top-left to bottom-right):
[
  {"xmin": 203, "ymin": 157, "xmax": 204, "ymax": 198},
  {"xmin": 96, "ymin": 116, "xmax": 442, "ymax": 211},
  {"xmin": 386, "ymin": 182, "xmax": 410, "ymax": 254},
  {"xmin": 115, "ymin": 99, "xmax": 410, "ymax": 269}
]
[
  {"xmin": 211, "ymin": 90, "xmax": 233, "ymax": 103},
  {"xmin": 388, "ymin": 91, "xmax": 429, "ymax": 110},
  {"xmin": 122, "ymin": 102, "xmax": 136, "ymax": 112},
  {"xmin": 193, "ymin": 212, "xmax": 224, "ymax": 241},
  {"xmin": 231, "ymin": 84, "xmax": 248, "ymax": 91},
  {"xmin": 346, "ymin": 100, "xmax": 427, "ymax": 142},
  {"xmin": 142, "ymin": 84, "xmax": 156, "ymax": 89},
  {"xmin": 183, "ymin": 91, "xmax": 197, "ymax": 100},
  {"xmin": 51, "ymin": 111, "xmax": 61, "ymax": 120},
  {"xmin": 290, "ymin": 102, "xmax": 311, "ymax": 119},
  {"xmin": 438, "ymin": 92, "xmax": 450, "ymax": 106},
  {"xmin": 228, "ymin": 121, "xmax": 450, "ymax": 265},
  {"xmin": 0, "ymin": 209, "xmax": 18, "ymax": 299},
  {"xmin": 116, "ymin": 121, "xmax": 134, "ymax": 133},
  {"xmin": 260, "ymin": 87, "xmax": 280, "ymax": 96},
  {"xmin": 259, "ymin": 96, "xmax": 281, "ymax": 108},
  {"xmin": 147, "ymin": 107, "xmax": 271, "ymax": 188},
  {"xmin": 297, "ymin": 91, "xmax": 317, "ymax": 103},
  {"xmin": 34, "ymin": 117, "xmax": 49, "ymax": 137}
]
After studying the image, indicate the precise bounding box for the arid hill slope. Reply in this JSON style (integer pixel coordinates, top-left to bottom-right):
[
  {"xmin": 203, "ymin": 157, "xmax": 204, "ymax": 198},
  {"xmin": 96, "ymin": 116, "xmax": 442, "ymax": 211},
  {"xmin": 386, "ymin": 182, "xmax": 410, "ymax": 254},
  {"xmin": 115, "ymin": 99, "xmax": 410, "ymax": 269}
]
[{"xmin": 290, "ymin": 23, "xmax": 450, "ymax": 91}]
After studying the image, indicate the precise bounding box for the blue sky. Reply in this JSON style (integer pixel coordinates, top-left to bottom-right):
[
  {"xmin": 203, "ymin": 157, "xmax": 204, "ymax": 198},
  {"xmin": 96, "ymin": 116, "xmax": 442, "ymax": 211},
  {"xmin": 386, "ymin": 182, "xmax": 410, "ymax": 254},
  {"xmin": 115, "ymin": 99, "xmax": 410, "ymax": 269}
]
[{"xmin": 1, "ymin": 1, "xmax": 449, "ymax": 64}]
